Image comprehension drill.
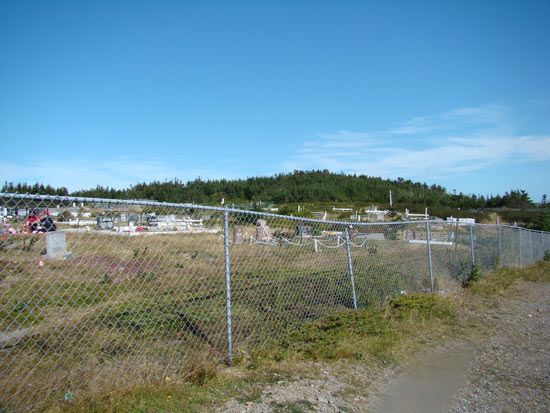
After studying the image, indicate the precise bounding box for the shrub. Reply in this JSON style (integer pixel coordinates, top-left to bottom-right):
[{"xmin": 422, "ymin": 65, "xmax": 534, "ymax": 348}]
[
  {"xmin": 100, "ymin": 273, "xmax": 112, "ymax": 284},
  {"xmin": 391, "ymin": 294, "xmax": 438, "ymax": 311},
  {"xmin": 462, "ymin": 265, "xmax": 482, "ymax": 288},
  {"xmin": 57, "ymin": 210, "xmax": 72, "ymax": 222}
]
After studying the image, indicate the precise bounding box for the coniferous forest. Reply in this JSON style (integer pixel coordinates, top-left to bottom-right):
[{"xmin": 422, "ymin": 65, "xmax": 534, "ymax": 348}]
[
  {"xmin": 2, "ymin": 170, "xmax": 543, "ymax": 209},
  {"xmin": 3, "ymin": 171, "xmax": 549, "ymax": 229}
]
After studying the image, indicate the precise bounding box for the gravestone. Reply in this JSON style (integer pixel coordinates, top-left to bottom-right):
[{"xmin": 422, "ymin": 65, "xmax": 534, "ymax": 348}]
[
  {"xmin": 147, "ymin": 215, "xmax": 159, "ymax": 227},
  {"xmin": 163, "ymin": 215, "xmax": 176, "ymax": 224},
  {"xmin": 256, "ymin": 220, "xmax": 271, "ymax": 242},
  {"xmin": 46, "ymin": 231, "xmax": 67, "ymax": 258},
  {"xmin": 96, "ymin": 216, "xmax": 114, "ymax": 230},
  {"xmin": 296, "ymin": 224, "xmax": 310, "ymax": 236},
  {"xmin": 233, "ymin": 226, "xmax": 244, "ymax": 244},
  {"xmin": 356, "ymin": 233, "xmax": 385, "ymax": 241}
]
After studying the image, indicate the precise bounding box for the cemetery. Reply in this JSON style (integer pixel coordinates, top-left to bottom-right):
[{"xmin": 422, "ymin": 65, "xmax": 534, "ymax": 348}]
[{"xmin": 0, "ymin": 198, "xmax": 519, "ymax": 410}]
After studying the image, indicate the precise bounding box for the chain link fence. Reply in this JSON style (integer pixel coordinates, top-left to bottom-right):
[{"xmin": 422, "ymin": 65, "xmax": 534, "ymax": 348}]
[{"xmin": 1, "ymin": 193, "xmax": 549, "ymax": 409}]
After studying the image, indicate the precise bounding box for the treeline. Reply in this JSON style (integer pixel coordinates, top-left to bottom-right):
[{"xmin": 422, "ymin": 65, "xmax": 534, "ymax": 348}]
[
  {"xmin": 2, "ymin": 171, "xmax": 541, "ymax": 210},
  {"xmin": 498, "ymin": 209, "xmax": 550, "ymax": 231},
  {"xmin": 2, "ymin": 182, "xmax": 69, "ymax": 196}
]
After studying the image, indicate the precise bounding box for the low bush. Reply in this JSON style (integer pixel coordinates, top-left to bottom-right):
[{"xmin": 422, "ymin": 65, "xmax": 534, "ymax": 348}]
[
  {"xmin": 274, "ymin": 293, "xmax": 456, "ymax": 362},
  {"xmin": 462, "ymin": 265, "xmax": 482, "ymax": 288}
]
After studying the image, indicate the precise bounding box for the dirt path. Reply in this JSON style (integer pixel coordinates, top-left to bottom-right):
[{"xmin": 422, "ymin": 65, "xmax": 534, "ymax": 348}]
[
  {"xmin": 220, "ymin": 282, "xmax": 550, "ymax": 412},
  {"xmin": 448, "ymin": 282, "xmax": 550, "ymax": 412}
]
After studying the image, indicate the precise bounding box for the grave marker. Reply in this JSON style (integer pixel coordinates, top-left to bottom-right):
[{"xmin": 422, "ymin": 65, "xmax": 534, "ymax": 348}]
[
  {"xmin": 96, "ymin": 216, "xmax": 114, "ymax": 230},
  {"xmin": 233, "ymin": 226, "xmax": 244, "ymax": 244},
  {"xmin": 256, "ymin": 220, "xmax": 271, "ymax": 242},
  {"xmin": 46, "ymin": 231, "xmax": 67, "ymax": 258}
]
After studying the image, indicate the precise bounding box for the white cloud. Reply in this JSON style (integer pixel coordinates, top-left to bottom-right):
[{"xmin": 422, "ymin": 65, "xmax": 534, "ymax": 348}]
[
  {"xmin": 389, "ymin": 104, "xmax": 507, "ymax": 135},
  {"xmin": 283, "ymin": 105, "xmax": 550, "ymax": 182},
  {"xmin": 0, "ymin": 157, "xmax": 227, "ymax": 192},
  {"xmin": 317, "ymin": 130, "xmax": 373, "ymax": 140},
  {"xmin": 528, "ymin": 99, "xmax": 549, "ymax": 107},
  {"xmin": 2, "ymin": 104, "xmax": 548, "ymax": 195}
]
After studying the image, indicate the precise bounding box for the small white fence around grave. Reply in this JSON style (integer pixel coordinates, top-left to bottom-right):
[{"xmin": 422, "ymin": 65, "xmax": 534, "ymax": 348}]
[{"xmin": 0, "ymin": 192, "xmax": 549, "ymax": 410}]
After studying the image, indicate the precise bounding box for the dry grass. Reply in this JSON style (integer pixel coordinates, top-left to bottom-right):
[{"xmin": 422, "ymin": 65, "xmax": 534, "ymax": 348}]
[
  {"xmin": 466, "ymin": 260, "xmax": 550, "ymax": 296},
  {"xmin": 21, "ymin": 260, "xmax": 548, "ymax": 412},
  {"xmin": 0, "ymin": 218, "xmax": 509, "ymax": 410}
]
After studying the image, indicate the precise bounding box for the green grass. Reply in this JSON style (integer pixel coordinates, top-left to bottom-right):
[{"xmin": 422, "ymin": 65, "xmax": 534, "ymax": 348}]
[
  {"xmin": 270, "ymin": 293, "xmax": 457, "ymax": 363},
  {"xmin": 26, "ymin": 292, "xmax": 460, "ymax": 412},
  {"xmin": 36, "ymin": 261, "xmax": 550, "ymax": 412},
  {"xmin": 466, "ymin": 260, "xmax": 550, "ymax": 296},
  {"xmin": 0, "ymin": 220, "xmax": 543, "ymax": 410}
]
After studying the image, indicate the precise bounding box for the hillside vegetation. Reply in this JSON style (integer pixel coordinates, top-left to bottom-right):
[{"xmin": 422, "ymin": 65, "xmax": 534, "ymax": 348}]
[
  {"xmin": 3, "ymin": 170, "xmax": 549, "ymax": 229},
  {"xmin": 2, "ymin": 171, "xmax": 540, "ymax": 207}
]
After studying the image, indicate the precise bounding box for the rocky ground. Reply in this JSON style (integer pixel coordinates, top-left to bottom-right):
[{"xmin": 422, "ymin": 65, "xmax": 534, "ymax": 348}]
[
  {"xmin": 219, "ymin": 281, "xmax": 550, "ymax": 412},
  {"xmin": 448, "ymin": 282, "xmax": 550, "ymax": 412}
]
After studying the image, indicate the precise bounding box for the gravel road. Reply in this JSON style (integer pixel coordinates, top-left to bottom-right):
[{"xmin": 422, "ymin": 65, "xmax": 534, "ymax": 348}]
[{"xmin": 220, "ymin": 281, "xmax": 550, "ymax": 412}]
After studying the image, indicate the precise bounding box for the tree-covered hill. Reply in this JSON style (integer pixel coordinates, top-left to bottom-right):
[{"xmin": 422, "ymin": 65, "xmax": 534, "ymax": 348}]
[{"xmin": 2, "ymin": 170, "xmax": 539, "ymax": 210}]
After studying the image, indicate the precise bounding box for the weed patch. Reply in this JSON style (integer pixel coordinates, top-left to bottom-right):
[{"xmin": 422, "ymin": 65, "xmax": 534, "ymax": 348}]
[
  {"xmin": 34, "ymin": 262, "xmax": 550, "ymax": 412},
  {"xmin": 271, "ymin": 400, "xmax": 316, "ymax": 412},
  {"xmin": 272, "ymin": 293, "xmax": 457, "ymax": 362},
  {"xmin": 467, "ymin": 261, "xmax": 550, "ymax": 296}
]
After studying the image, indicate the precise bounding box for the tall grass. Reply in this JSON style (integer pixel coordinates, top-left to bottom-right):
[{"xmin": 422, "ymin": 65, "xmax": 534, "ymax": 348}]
[{"xmin": 29, "ymin": 260, "xmax": 550, "ymax": 412}]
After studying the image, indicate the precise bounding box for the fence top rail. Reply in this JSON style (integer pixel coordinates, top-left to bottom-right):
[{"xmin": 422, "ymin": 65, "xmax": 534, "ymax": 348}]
[
  {"xmin": 1, "ymin": 191, "xmax": 221, "ymax": 211},
  {"xmin": 0, "ymin": 192, "xmax": 438, "ymax": 227},
  {"xmin": 474, "ymin": 222, "xmax": 549, "ymax": 234},
  {"xmin": 2, "ymin": 192, "xmax": 549, "ymax": 233}
]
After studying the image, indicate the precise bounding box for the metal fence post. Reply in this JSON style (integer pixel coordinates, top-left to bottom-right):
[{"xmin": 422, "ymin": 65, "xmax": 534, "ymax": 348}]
[
  {"xmin": 223, "ymin": 209, "xmax": 232, "ymax": 364},
  {"xmin": 470, "ymin": 224, "xmax": 475, "ymax": 267},
  {"xmin": 528, "ymin": 230, "xmax": 534, "ymax": 264},
  {"xmin": 518, "ymin": 227, "xmax": 523, "ymax": 268},
  {"xmin": 425, "ymin": 221, "xmax": 434, "ymax": 292},
  {"xmin": 344, "ymin": 227, "xmax": 358, "ymax": 310},
  {"xmin": 497, "ymin": 218, "xmax": 503, "ymax": 268}
]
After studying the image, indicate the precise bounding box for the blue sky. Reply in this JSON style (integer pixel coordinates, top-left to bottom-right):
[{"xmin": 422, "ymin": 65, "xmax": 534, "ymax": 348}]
[{"xmin": 1, "ymin": 1, "xmax": 549, "ymax": 201}]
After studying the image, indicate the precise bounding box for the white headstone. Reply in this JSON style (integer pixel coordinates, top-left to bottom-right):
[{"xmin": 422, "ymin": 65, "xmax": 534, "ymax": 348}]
[
  {"xmin": 356, "ymin": 233, "xmax": 385, "ymax": 241},
  {"xmin": 256, "ymin": 220, "xmax": 271, "ymax": 242},
  {"xmin": 46, "ymin": 232, "xmax": 67, "ymax": 258}
]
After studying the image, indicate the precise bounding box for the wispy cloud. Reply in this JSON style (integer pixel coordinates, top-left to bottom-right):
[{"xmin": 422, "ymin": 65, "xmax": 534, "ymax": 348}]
[
  {"xmin": 0, "ymin": 157, "xmax": 229, "ymax": 192},
  {"xmin": 283, "ymin": 105, "xmax": 550, "ymax": 182},
  {"xmin": 528, "ymin": 98, "xmax": 549, "ymax": 107},
  {"xmin": 2, "ymin": 104, "xmax": 548, "ymax": 194},
  {"xmin": 388, "ymin": 104, "xmax": 506, "ymax": 135}
]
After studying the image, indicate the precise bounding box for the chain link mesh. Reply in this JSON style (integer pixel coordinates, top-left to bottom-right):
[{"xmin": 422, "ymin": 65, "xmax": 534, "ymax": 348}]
[{"xmin": 1, "ymin": 193, "xmax": 549, "ymax": 409}]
